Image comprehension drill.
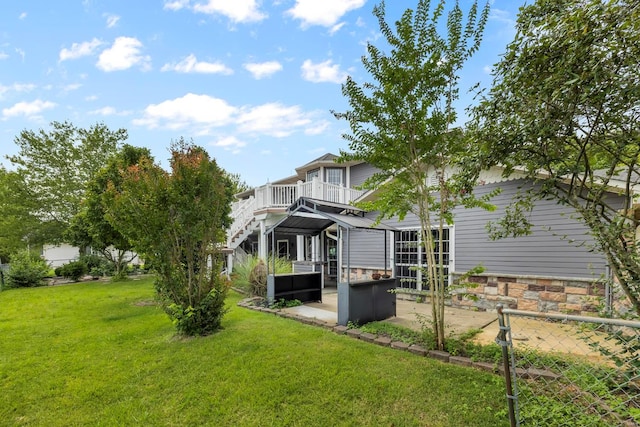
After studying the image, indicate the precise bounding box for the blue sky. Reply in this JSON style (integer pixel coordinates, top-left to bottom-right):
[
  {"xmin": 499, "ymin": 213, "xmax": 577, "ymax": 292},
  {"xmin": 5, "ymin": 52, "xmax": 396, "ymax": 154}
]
[{"xmin": 0, "ymin": 0, "xmax": 521, "ymax": 186}]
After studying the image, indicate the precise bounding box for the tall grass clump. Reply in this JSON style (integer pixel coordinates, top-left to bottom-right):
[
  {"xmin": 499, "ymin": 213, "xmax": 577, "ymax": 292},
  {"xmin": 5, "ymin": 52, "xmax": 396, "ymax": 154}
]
[{"xmin": 233, "ymin": 254, "xmax": 292, "ymax": 296}]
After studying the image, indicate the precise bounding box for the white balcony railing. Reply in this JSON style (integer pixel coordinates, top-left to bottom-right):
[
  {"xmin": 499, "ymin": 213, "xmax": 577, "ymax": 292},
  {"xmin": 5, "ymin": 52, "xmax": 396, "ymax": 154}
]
[
  {"xmin": 253, "ymin": 178, "xmax": 367, "ymax": 210},
  {"xmin": 227, "ymin": 177, "xmax": 367, "ymax": 244}
]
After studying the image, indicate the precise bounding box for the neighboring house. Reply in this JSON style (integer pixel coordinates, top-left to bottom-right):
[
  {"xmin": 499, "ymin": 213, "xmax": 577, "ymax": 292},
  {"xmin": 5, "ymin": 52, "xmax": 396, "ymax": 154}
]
[
  {"xmin": 228, "ymin": 153, "xmax": 624, "ymax": 315},
  {"xmin": 42, "ymin": 243, "xmax": 81, "ymax": 267},
  {"xmin": 42, "ymin": 244, "xmax": 139, "ymax": 269}
]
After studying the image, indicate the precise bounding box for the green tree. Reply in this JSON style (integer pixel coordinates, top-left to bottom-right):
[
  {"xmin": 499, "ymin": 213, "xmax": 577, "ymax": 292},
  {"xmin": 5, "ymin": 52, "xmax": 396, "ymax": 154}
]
[
  {"xmin": 104, "ymin": 140, "xmax": 233, "ymax": 335},
  {"xmin": 226, "ymin": 172, "xmax": 250, "ymax": 195},
  {"xmin": 6, "ymin": 121, "xmax": 127, "ymax": 245},
  {"xmin": 334, "ymin": 0, "xmax": 492, "ymax": 350},
  {"xmin": 471, "ymin": 0, "xmax": 640, "ymax": 315},
  {"xmin": 67, "ymin": 145, "xmax": 151, "ymax": 280},
  {"xmin": 0, "ymin": 167, "xmax": 40, "ymax": 263}
]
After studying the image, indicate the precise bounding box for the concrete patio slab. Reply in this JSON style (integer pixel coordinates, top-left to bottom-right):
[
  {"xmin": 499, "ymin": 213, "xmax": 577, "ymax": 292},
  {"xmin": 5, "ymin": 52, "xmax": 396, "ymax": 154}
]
[{"xmin": 287, "ymin": 290, "xmax": 499, "ymax": 337}]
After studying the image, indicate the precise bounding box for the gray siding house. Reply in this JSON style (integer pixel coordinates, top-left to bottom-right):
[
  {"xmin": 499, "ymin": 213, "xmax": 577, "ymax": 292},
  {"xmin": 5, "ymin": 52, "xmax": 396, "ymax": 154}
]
[{"xmin": 228, "ymin": 153, "xmax": 617, "ymax": 314}]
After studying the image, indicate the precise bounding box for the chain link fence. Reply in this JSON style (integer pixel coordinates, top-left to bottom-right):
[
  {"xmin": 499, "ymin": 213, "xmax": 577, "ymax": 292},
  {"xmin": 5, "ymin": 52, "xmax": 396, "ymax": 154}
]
[{"xmin": 496, "ymin": 305, "xmax": 640, "ymax": 426}]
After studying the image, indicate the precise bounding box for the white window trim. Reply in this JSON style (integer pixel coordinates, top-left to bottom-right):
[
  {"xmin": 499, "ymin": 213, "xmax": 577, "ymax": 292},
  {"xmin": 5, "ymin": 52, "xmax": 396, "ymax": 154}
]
[{"xmin": 394, "ymin": 225, "xmax": 454, "ymax": 291}]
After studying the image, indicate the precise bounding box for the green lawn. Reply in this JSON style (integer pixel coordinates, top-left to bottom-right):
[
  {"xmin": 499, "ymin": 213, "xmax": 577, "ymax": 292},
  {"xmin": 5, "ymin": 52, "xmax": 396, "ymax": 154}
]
[{"xmin": 0, "ymin": 278, "xmax": 509, "ymax": 426}]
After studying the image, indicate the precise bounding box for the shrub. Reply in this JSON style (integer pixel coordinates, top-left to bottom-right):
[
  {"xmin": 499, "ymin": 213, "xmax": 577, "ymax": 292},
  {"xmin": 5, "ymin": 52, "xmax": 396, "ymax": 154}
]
[
  {"xmin": 5, "ymin": 250, "xmax": 50, "ymax": 289},
  {"xmin": 79, "ymin": 254, "xmax": 114, "ymax": 278},
  {"xmin": 162, "ymin": 273, "xmax": 229, "ymax": 336},
  {"xmin": 59, "ymin": 260, "xmax": 88, "ymax": 281}
]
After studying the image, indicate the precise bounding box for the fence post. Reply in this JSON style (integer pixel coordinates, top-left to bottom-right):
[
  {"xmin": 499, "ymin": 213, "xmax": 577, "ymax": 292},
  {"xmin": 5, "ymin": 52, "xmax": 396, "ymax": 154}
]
[{"xmin": 496, "ymin": 304, "xmax": 518, "ymax": 427}]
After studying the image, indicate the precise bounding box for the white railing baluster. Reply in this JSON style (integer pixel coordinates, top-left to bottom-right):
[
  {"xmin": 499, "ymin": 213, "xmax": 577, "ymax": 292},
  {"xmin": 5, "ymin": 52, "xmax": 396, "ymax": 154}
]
[{"xmin": 228, "ymin": 181, "xmax": 368, "ymax": 244}]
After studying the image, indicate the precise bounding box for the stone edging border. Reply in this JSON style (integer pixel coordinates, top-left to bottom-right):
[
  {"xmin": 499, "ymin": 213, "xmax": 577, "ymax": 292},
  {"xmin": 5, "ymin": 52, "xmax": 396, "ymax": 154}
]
[{"xmin": 236, "ymin": 298, "xmax": 559, "ymax": 381}]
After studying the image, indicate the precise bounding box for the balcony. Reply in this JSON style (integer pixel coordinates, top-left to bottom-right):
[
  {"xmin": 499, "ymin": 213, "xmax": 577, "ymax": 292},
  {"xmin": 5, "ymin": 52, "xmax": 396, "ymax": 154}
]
[{"xmin": 228, "ymin": 178, "xmax": 367, "ymax": 245}]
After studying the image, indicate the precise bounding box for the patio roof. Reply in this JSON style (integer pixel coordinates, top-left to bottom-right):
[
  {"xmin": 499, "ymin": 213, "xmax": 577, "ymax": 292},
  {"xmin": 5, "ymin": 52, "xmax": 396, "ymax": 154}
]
[{"xmin": 266, "ymin": 197, "xmax": 397, "ymax": 236}]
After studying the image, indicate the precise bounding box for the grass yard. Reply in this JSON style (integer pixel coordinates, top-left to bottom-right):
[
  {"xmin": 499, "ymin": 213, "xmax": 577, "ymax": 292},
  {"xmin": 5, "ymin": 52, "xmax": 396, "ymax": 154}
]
[{"xmin": 0, "ymin": 278, "xmax": 509, "ymax": 426}]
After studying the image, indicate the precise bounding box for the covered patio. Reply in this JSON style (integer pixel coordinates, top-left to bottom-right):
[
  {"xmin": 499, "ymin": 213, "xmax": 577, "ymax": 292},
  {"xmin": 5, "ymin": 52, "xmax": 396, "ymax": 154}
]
[{"xmin": 265, "ymin": 197, "xmax": 399, "ymax": 325}]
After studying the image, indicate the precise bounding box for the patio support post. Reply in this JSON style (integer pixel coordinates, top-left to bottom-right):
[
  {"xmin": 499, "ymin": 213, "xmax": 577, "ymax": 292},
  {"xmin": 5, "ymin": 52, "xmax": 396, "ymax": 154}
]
[
  {"xmin": 296, "ymin": 235, "xmax": 304, "ymax": 261},
  {"xmin": 259, "ymin": 220, "xmax": 267, "ymax": 260},
  {"xmin": 384, "ymin": 230, "xmax": 388, "ymax": 276},
  {"xmin": 266, "ymin": 228, "xmax": 276, "ymax": 302},
  {"xmin": 227, "ymin": 253, "xmax": 233, "ymax": 278},
  {"xmin": 346, "ymin": 227, "xmax": 350, "ymax": 284},
  {"xmin": 337, "ymin": 225, "xmax": 350, "ymax": 326}
]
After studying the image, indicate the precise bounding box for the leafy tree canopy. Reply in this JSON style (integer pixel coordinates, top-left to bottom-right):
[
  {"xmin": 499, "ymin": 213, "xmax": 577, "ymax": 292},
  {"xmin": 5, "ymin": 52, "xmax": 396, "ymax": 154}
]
[
  {"xmin": 471, "ymin": 0, "xmax": 640, "ymax": 315},
  {"xmin": 67, "ymin": 144, "xmax": 151, "ymax": 279},
  {"xmin": 6, "ymin": 121, "xmax": 127, "ymax": 245}
]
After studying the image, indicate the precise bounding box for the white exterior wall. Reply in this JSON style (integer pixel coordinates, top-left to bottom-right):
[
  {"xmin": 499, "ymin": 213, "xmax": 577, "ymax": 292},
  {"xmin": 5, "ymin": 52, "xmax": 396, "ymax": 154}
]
[{"xmin": 42, "ymin": 244, "xmax": 80, "ymax": 267}]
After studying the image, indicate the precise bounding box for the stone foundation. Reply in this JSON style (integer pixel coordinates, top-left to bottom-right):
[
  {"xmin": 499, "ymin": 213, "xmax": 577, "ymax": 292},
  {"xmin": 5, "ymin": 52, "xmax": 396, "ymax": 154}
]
[
  {"xmin": 341, "ymin": 267, "xmax": 393, "ymax": 281},
  {"xmin": 452, "ymin": 274, "xmax": 605, "ymax": 315}
]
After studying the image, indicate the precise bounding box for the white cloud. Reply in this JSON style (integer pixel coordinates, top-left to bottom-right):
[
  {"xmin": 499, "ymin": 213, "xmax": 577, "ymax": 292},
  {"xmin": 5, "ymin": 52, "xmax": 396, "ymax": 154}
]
[
  {"xmin": 133, "ymin": 93, "xmax": 238, "ymax": 130},
  {"xmin": 236, "ymin": 103, "xmax": 316, "ymax": 137},
  {"xmin": 0, "ymin": 51, "xmax": 8, "ymax": 60},
  {"xmin": 164, "ymin": 0, "xmax": 189, "ymax": 10},
  {"xmin": 286, "ymin": 0, "xmax": 365, "ymax": 27},
  {"xmin": 483, "ymin": 65, "xmax": 492, "ymax": 75},
  {"xmin": 15, "ymin": 48, "xmax": 25, "ymax": 61},
  {"xmin": 213, "ymin": 135, "xmax": 246, "ymax": 151},
  {"xmin": 19, "ymin": 12, "xmax": 27, "ymax": 20},
  {"xmin": 301, "ymin": 59, "xmax": 347, "ymax": 83},
  {"xmin": 304, "ymin": 121, "xmax": 329, "ymax": 135},
  {"xmin": 62, "ymin": 83, "xmax": 82, "ymax": 91},
  {"xmin": 59, "ymin": 38, "xmax": 102, "ymax": 62},
  {"xmin": 104, "ymin": 14, "xmax": 120, "ymax": 28},
  {"xmin": 134, "ymin": 94, "xmax": 328, "ymax": 139},
  {"xmin": 85, "ymin": 95, "xmax": 98, "ymax": 101},
  {"xmin": 88, "ymin": 106, "xmax": 131, "ymax": 116},
  {"xmin": 97, "ymin": 37, "xmax": 150, "ymax": 72},
  {"xmin": 0, "ymin": 83, "xmax": 36, "ymax": 98},
  {"xmin": 243, "ymin": 61, "xmax": 282, "ymax": 79},
  {"xmin": 489, "ymin": 8, "xmax": 517, "ymax": 39},
  {"xmin": 90, "ymin": 106, "xmax": 117, "ymax": 115},
  {"xmin": 329, "ymin": 22, "xmax": 346, "ymax": 35},
  {"xmin": 192, "ymin": 0, "xmax": 266, "ymax": 23},
  {"xmin": 2, "ymin": 99, "xmax": 56, "ymax": 118},
  {"xmin": 161, "ymin": 54, "xmax": 233, "ymax": 74}
]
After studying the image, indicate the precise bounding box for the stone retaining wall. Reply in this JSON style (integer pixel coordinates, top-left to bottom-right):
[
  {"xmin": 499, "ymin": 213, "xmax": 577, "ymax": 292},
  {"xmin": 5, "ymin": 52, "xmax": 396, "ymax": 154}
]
[{"xmin": 452, "ymin": 274, "xmax": 605, "ymax": 315}]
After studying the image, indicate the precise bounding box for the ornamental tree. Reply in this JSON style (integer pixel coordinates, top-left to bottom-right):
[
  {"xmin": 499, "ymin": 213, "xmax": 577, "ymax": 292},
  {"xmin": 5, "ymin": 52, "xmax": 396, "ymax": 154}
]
[
  {"xmin": 471, "ymin": 0, "xmax": 640, "ymax": 316},
  {"xmin": 334, "ymin": 0, "xmax": 493, "ymax": 350},
  {"xmin": 67, "ymin": 145, "xmax": 151, "ymax": 280},
  {"xmin": 104, "ymin": 140, "xmax": 234, "ymax": 335}
]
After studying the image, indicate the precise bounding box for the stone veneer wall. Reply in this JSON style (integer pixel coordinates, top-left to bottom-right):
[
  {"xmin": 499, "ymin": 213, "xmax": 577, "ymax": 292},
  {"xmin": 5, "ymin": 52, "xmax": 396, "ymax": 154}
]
[
  {"xmin": 342, "ymin": 267, "xmax": 392, "ymax": 281},
  {"xmin": 452, "ymin": 274, "xmax": 605, "ymax": 315}
]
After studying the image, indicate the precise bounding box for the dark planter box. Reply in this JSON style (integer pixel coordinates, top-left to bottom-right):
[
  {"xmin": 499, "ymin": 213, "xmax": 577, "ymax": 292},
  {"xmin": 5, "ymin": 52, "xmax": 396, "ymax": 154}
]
[{"xmin": 337, "ymin": 277, "xmax": 397, "ymax": 325}]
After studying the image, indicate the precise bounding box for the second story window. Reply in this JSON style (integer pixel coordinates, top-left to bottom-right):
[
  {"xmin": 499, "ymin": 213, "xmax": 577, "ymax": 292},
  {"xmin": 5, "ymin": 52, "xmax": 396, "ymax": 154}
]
[
  {"xmin": 326, "ymin": 168, "xmax": 344, "ymax": 186},
  {"xmin": 306, "ymin": 168, "xmax": 320, "ymax": 181}
]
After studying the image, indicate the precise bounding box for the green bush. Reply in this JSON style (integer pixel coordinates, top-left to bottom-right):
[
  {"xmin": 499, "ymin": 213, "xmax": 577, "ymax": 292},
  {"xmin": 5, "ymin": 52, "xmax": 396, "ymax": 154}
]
[
  {"xmin": 163, "ymin": 277, "xmax": 228, "ymax": 335},
  {"xmin": 5, "ymin": 250, "xmax": 50, "ymax": 289},
  {"xmin": 59, "ymin": 260, "xmax": 88, "ymax": 281},
  {"xmin": 79, "ymin": 254, "xmax": 115, "ymax": 277}
]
